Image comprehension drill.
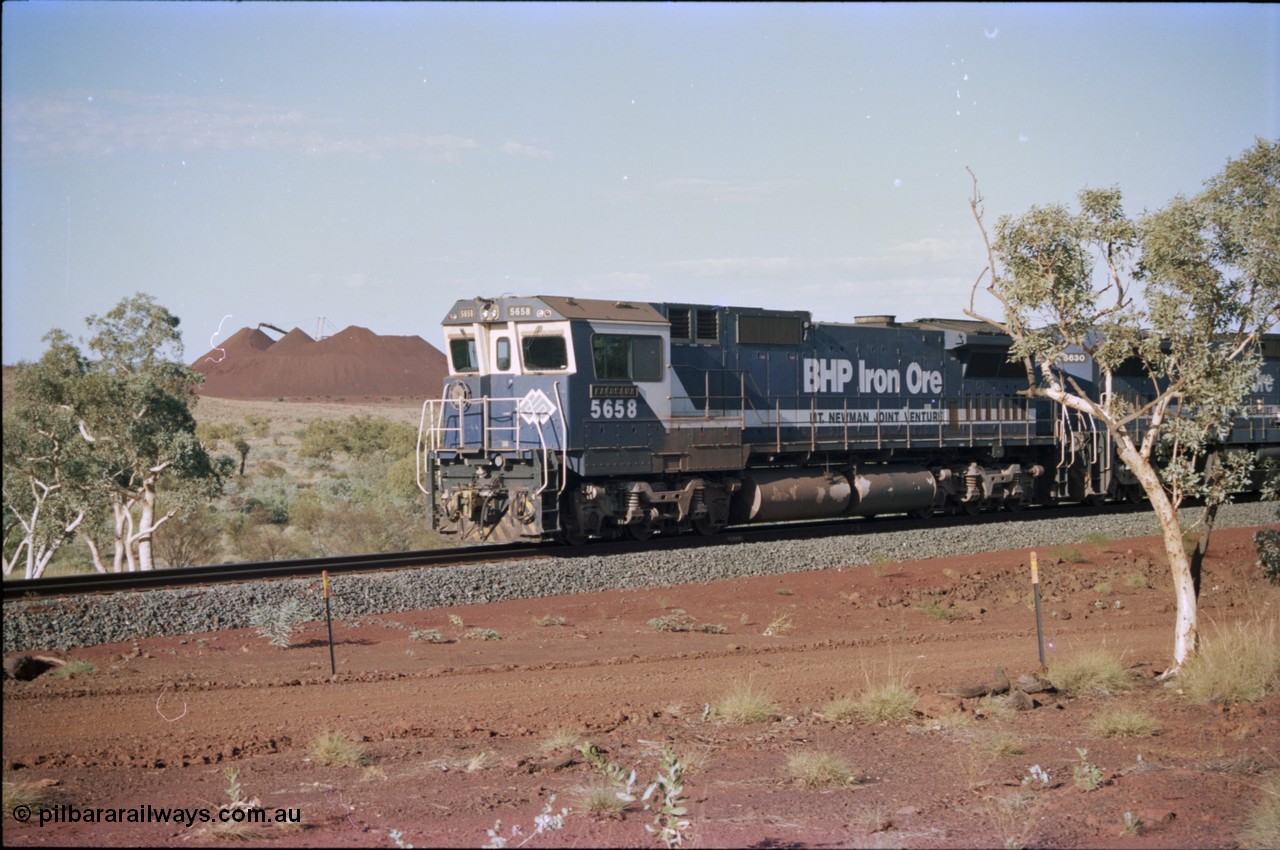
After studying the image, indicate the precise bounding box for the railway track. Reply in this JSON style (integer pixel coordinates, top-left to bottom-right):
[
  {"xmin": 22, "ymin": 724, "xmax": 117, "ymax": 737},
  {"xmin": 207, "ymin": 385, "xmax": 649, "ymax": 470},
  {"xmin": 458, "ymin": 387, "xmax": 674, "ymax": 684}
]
[{"xmin": 2, "ymin": 500, "xmax": 1154, "ymax": 602}]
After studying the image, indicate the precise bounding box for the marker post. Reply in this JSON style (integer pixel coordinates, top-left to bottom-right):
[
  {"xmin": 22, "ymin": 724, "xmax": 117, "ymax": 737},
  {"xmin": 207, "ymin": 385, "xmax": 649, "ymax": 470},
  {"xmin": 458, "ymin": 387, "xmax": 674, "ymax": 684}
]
[
  {"xmin": 323, "ymin": 570, "xmax": 337, "ymax": 677},
  {"xmin": 1031, "ymin": 552, "xmax": 1046, "ymax": 670}
]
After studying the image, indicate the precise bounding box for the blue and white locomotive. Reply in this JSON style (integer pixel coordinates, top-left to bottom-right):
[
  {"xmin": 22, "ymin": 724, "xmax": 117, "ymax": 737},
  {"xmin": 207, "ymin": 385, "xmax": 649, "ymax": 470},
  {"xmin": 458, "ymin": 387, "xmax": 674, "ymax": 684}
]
[{"xmin": 417, "ymin": 295, "xmax": 1280, "ymax": 544}]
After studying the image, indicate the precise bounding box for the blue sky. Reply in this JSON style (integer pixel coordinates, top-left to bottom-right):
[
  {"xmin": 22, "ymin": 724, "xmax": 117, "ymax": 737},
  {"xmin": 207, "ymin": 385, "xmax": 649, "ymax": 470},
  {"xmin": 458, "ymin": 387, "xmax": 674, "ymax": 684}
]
[{"xmin": 3, "ymin": 2, "xmax": 1276, "ymax": 365}]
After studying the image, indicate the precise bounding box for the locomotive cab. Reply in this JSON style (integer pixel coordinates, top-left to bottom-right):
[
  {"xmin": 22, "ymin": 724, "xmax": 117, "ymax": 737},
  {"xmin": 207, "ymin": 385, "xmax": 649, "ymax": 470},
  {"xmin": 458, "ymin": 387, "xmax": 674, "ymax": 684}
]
[{"xmin": 421, "ymin": 295, "xmax": 699, "ymax": 543}]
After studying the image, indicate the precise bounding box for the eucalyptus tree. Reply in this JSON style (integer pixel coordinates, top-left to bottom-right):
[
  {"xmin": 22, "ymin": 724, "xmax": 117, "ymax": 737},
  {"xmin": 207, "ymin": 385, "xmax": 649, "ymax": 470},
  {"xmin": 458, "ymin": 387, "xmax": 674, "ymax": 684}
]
[
  {"xmin": 4, "ymin": 294, "xmax": 220, "ymax": 574},
  {"xmin": 73, "ymin": 293, "xmax": 220, "ymax": 571},
  {"xmin": 2, "ymin": 332, "xmax": 102, "ymax": 578},
  {"xmin": 966, "ymin": 139, "xmax": 1279, "ymax": 671}
]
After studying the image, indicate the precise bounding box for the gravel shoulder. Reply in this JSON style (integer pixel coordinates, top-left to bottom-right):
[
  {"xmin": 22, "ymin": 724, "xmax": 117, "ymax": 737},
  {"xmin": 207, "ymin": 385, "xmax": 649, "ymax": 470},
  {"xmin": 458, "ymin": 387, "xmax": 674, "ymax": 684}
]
[{"xmin": 2, "ymin": 510, "xmax": 1278, "ymax": 849}]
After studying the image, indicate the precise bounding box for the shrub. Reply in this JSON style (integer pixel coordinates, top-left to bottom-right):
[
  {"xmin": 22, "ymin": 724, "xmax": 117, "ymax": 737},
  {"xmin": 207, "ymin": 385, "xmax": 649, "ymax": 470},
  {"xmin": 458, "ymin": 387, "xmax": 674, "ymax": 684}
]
[
  {"xmin": 1179, "ymin": 618, "xmax": 1280, "ymax": 704},
  {"xmin": 50, "ymin": 659, "xmax": 96, "ymax": 678},
  {"xmin": 1052, "ymin": 545, "xmax": 1088, "ymax": 564},
  {"xmin": 1072, "ymin": 748, "xmax": 1104, "ymax": 792},
  {"xmin": 1048, "ymin": 649, "xmax": 1133, "ymax": 697},
  {"xmin": 648, "ymin": 610, "xmax": 726, "ymax": 633},
  {"xmin": 249, "ymin": 598, "xmax": 307, "ymax": 648},
  {"xmin": 918, "ymin": 599, "xmax": 964, "ymax": 622}
]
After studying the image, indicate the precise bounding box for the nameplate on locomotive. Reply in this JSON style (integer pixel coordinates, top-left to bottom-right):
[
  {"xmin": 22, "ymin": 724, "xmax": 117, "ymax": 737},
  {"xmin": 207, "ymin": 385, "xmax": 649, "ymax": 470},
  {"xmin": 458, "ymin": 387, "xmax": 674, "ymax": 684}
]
[{"xmin": 590, "ymin": 385, "xmax": 640, "ymax": 399}]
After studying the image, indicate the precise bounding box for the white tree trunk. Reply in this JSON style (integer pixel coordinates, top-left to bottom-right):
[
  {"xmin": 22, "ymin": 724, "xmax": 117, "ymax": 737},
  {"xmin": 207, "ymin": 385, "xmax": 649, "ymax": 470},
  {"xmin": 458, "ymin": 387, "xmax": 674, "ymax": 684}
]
[{"xmin": 1114, "ymin": 439, "xmax": 1198, "ymax": 669}]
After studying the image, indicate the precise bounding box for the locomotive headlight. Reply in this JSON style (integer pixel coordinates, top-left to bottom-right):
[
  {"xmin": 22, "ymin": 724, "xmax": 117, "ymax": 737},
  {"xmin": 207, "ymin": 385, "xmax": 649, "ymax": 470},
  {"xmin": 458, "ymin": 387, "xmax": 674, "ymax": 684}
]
[{"xmin": 493, "ymin": 454, "xmax": 505, "ymax": 469}]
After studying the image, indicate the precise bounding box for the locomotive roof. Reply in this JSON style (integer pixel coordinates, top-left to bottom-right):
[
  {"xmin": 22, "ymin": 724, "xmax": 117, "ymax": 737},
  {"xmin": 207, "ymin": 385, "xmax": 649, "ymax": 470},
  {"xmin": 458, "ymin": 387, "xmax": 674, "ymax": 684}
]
[
  {"xmin": 537, "ymin": 295, "xmax": 667, "ymax": 323},
  {"xmin": 442, "ymin": 295, "xmax": 667, "ymax": 325}
]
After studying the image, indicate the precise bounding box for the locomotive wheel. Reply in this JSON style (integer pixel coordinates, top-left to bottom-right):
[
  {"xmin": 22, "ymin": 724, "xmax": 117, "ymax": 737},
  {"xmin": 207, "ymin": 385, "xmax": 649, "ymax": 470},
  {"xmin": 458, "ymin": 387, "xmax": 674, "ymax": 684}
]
[
  {"xmin": 694, "ymin": 499, "xmax": 729, "ymax": 536},
  {"xmin": 961, "ymin": 500, "xmax": 982, "ymax": 516},
  {"xmin": 910, "ymin": 505, "xmax": 933, "ymax": 520},
  {"xmin": 559, "ymin": 522, "xmax": 589, "ymax": 546},
  {"xmin": 626, "ymin": 520, "xmax": 656, "ymax": 541},
  {"xmin": 693, "ymin": 514, "xmax": 725, "ymax": 536}
]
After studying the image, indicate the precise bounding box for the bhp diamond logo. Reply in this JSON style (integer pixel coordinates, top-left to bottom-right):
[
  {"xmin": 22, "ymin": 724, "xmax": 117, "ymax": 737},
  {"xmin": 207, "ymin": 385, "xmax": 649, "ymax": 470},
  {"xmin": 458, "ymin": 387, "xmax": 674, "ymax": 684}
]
[{"xmin": 518, "ymin": 388, "xmax": 556, "ymax": 425}]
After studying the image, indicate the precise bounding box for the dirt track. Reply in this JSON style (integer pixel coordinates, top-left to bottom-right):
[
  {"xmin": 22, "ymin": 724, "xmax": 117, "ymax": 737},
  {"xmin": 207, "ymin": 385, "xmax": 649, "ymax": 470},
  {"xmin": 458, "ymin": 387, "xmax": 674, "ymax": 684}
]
[{"xmin": 3, "ymin": 525, "xmax": 1278, "ymax": 848}]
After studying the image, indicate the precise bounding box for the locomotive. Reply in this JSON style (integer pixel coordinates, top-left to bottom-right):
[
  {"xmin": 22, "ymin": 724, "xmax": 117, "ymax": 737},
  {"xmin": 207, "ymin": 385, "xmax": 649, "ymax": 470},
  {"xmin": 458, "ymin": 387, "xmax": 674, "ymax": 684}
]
[{"xmin": 417, "ymin": 295, "xmax": 1280, "ymax": 544}]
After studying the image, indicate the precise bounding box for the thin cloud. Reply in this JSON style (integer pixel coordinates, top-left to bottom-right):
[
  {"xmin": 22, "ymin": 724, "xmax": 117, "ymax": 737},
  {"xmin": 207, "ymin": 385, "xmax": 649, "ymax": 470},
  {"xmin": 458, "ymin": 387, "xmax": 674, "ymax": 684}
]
[
  {"xmin": 501, "ymin": 140, "xmax": 554, "ymax": 160},
  {"xmin": 657, "ymin": 238, "xmax": 978, "ymax": 281},
  {"xmin": 1, "ymin": 91, "xmax": 477, "ymax": 161},
  {"xmin": 606, "ymin": 176, "xmax": 800, "ymax": 204}
]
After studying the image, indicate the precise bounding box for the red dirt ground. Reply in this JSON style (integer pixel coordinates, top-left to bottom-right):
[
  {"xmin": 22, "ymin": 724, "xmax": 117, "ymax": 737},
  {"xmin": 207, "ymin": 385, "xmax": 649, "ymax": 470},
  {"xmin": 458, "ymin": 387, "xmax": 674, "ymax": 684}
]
[{"xmin": 3, "ymin": 525, "xmax": 1278, "ymax": 849}]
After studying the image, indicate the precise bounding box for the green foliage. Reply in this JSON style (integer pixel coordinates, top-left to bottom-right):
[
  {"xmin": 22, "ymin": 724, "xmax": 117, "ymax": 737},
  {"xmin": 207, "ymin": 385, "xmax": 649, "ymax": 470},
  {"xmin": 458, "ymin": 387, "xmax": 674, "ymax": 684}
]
[
  {"xmin": 643, "ymin": 745, "xmax": 693, "ymax": 848},
  {"xmin": 50, "ymin": 659, "xmax": 96, "ymax": 678},
  {"xmin": 151, "ymin": 503, "xmax": 223, "ymax": 568},
  {"xmin": 1072, "ymin": 748, "xmax": 1104, "ymax": 792},
  {"xmin": 297, "ymin": 416, "xmax": 416, "ymax": 462},
  {"xmin": 249, "ymin": 598, "xmax": 307, "ymax": 648},
  {"xmin": 3, "ymin": 294, "xmax": 221, "ymax": 575},
  {"xmin": 969, "ymin": 140, "xmax": 1280, "ymax": 668}
]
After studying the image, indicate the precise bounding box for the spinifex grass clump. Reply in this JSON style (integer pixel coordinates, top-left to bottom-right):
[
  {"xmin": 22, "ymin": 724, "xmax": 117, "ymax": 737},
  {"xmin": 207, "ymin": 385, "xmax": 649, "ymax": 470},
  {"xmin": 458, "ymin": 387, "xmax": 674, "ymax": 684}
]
[
  {"xmin": 785, "ymin": 751, "xmax": 857, "ymax": 787},
  {"xmin": 311, "ymin": 730, "xmax": 371, "ymax": 767},
  {"xmin": 711, "ymin": 680, "xmax": 779, "ymax": 724},
  {"xmin": 852, "ymin": 672, "xmax": 917, "ymax": 724},
  {"xmin": 1178, "ymin": 617, "xmax": 1280, "ymax": 704},
  {"xmin": 1240, "ymin": 774, "xmax": 1280, "ymax": 850},
  {"xmin": 1048, "ymin": 649, "xmax": 1133, "ymax": 697},
  {"xmin": 1091, "ymin": 707, "xmax": 1161, "ymax": 738}
]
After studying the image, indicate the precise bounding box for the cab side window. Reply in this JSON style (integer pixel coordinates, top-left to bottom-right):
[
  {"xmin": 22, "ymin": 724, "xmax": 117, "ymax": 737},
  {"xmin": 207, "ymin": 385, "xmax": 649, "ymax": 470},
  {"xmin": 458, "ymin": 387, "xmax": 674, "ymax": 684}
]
[
  {"xmin": 522, "ymin": 335, "xmax": 568, "ymax": 371},
  {"xmin": 592, "ymin": 335, "xmax": 663, "ymax": 381},
  {"xmin": 449, "ymin": 338, "xmax": 478, "ymax": 373}
]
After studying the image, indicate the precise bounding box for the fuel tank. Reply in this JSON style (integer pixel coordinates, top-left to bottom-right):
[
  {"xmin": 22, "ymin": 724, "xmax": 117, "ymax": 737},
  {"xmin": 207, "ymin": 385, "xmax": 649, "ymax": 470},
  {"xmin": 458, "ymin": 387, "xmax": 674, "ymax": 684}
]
[
  {"xmin": 849, "ymin": 468, "xmax": 937, "ymax": 516},
  {"xmin": 731, "ymin": 467, "xmax": 937, "ymax": 524},
  {"xmin": 730, "ymin": 469, "xmax": 852, "ymax": 523}
]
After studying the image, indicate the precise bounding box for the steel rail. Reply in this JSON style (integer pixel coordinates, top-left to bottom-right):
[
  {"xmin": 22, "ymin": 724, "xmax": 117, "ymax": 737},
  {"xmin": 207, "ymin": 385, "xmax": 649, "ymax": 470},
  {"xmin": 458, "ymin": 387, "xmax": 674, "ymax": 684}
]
[{"xmin": 2, "ymin": 500, "xmax": 1153, "ymax": 602}]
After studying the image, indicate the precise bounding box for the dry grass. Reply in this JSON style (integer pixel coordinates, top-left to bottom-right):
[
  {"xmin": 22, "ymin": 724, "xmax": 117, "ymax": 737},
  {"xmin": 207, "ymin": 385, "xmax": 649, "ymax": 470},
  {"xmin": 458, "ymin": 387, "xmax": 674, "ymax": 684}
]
[
  {"xmin": 985, "ymin": 732, "xmax": 1026, "ymax": 757},
  {"xmin": 817, "ymin": 696, "xmax": 858, "ymax": 723},
  {"xmin": 538, "ymin": 727, "xmax": 582, "ymax": 754},
  {"xmin": 574, "ymin": 780, "xmax": 631, "ymax": 814},
  {"xmin": 1048, "ymin": 648, "xmax": 1133, "ymax": 697},
  {"xmin": 785, "ymin": 750, "xmax": 856, "ymax": 787},
  {"xmin": 311, "ymin": 730, "xmax": 371, "ymax": 767},
  {"xmin": 1179, "ymin": 617, "xmax": 1280, "ymax": 704},
  {"xmin": 711, "ymin": 680, "xmax": 779, "ymax": 724},
  {"xmin": 852, "ymin": 672, "xmax": 917, "ymax": 724},
  {"xmin": 1240, "ymin": 775, "xmax": 1280, "ymax": 850},
  {"xmin": 761, "ymin": 611, "xmax": 795, "ymax": 636},
  {"xmin": 1091, "ymin": 707, "xmax": 1161, "ymax": 738},
  {"xmin": 3, "ymin": 778, "xmax": 49, "ymax": 817}
]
